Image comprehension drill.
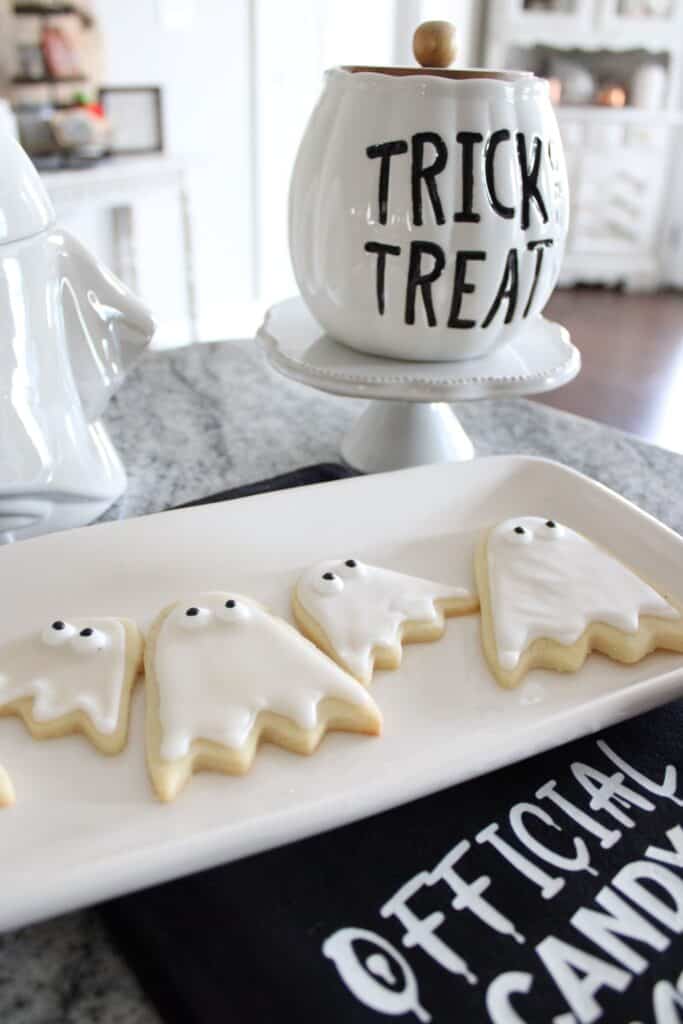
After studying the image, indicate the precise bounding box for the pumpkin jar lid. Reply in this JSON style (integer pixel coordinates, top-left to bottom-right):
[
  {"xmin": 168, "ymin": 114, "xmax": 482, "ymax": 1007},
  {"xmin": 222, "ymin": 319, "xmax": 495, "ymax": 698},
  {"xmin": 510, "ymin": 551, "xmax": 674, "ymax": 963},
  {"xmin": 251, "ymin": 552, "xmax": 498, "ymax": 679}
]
[{"xmin": 344, "ymin": 20, "xmax": 532, "ymax": 82}]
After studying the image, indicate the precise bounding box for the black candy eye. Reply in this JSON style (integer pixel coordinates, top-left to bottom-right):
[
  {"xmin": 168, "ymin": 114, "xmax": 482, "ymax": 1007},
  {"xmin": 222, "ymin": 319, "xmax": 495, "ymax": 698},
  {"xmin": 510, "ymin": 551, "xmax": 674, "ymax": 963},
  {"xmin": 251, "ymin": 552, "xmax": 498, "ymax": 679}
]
[
  {"xmin": 180, "ymin": 604, "xmax": 211, "ymax": 628},
  {"xmin": 314, "ymin": 568, "xmax": 344, "ymax": 596},
  {"xmin": 216, "ymin": 597, "xmax": 249, "ymax": 623},
  {"xmin": 514, "ymin": 526, "xmax": 526, "ymax": 535},
  {"xmin": 344, "ymin": 559, "xmax": 357, "ymax": 568},
  {"xmin": 80, "ymin": 627, "xmax": 93, "ymax": 637},
  {"xmin": 545, "ymin": 520, "xmax": 556, "ymax": 528},
  {"xmin": 52, "ymin": 620, "xmax": 65, "ymax": 631}
]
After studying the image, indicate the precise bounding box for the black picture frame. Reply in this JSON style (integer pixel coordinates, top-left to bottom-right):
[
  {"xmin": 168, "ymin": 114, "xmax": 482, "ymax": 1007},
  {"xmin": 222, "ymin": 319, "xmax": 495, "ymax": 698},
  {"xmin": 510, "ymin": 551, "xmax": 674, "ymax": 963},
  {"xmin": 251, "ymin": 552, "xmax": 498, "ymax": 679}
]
[{"xmin": 99, "ymin": 86, "xmax": 164, "ymax": 155}]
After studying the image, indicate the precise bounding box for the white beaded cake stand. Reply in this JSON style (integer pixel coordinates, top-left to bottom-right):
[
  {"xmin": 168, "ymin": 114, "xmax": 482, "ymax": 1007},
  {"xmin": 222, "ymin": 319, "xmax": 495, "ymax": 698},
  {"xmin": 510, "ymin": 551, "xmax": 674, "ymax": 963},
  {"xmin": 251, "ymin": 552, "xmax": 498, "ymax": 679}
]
[{"xmin": 258, "ymin": 296, "xmax": 580, "ymax": 474}]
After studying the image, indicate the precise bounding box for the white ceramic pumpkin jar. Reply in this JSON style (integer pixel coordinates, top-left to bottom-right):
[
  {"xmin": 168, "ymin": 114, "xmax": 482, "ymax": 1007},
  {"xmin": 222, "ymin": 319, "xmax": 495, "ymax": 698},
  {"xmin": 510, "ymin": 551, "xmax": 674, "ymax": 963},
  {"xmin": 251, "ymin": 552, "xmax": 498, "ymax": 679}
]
[{"xmin": 289, "ymin": 24, "xmax": 569, "ymax": 362}]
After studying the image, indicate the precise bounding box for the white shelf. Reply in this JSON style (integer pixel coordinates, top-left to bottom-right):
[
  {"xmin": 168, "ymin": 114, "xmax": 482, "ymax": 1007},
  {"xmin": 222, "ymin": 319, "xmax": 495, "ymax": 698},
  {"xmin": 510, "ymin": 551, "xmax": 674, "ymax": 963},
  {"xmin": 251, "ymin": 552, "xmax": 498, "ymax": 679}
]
[
  {"xmin": 500, "ymin": 24, "xmax": 678, "ymax": 53},
  {"xmin": 496, "ymin": 0, "xmax": 683, "ymax": 53}
]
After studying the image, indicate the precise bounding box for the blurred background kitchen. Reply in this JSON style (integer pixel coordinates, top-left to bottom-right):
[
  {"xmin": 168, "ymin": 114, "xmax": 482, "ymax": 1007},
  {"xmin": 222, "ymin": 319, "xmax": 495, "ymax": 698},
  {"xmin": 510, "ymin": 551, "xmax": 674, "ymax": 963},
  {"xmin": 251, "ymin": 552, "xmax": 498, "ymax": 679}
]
[{"xmin": 1, "ymin": 0, "xmax": 682, "ymax": 449}]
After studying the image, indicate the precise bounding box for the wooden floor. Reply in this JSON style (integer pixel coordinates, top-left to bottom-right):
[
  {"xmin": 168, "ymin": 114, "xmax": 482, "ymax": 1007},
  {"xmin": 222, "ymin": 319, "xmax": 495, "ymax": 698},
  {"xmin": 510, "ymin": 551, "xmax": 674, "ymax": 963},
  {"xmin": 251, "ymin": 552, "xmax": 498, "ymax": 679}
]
[{"xmin": 534, "ymin": 288, "xmax": 683, "ymax": 455}]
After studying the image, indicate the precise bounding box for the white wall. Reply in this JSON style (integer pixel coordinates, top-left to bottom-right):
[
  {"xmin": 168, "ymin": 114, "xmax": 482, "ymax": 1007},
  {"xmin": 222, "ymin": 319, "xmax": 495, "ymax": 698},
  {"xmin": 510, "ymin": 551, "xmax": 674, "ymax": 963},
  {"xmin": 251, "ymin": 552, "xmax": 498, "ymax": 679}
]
[
  {"xmin": 92, "ymin": 0, "xmax": 254, "ymax": 340},
  {"xmin": 253, "ymin": 0, "xmax": 397, "ymax": 306},
  {"xmin": 393, "ymin": 0, "xmax": 483, "ymax": 67}
]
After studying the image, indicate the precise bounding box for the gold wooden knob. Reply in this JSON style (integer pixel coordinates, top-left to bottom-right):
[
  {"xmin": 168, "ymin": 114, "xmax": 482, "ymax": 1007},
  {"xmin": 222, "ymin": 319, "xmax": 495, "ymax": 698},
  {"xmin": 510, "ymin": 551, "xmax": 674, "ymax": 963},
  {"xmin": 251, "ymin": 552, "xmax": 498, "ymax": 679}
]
[{"xmin": 412, "ymin": 20, "xmax": 457, "ymax": 69}]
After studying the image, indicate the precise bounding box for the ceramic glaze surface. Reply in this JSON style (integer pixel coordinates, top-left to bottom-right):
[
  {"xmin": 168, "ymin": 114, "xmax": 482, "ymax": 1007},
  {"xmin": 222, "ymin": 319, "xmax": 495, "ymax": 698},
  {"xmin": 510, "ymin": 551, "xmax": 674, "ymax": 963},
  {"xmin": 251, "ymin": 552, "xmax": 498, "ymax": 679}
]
[
  {"xmin": 289, "ymin": 70, "xmax": 569, "ymax": 361},
  {"xmin": 0, "ymin": 134, "xmax": 156, "ymax": 543},
  {"xmin": 0, "ymin": 132, "xmax": 54, "ymax": 244}
]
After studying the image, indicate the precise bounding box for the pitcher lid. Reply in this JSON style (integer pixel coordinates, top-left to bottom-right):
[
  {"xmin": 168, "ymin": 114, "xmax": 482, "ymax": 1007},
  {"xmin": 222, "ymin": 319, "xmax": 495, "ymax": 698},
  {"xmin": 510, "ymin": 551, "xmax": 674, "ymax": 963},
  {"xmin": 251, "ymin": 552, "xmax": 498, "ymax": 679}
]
[
  {"xmin": 340, "ymin": 19, "xmax": 532, "ymax": 84},
  {"xmin": 340, "ymin": 66, "xmax": 532, "ymax": 82},
  {"xmin": 0, "ymin": 132, "xmax": 55, "ymax": 245}
]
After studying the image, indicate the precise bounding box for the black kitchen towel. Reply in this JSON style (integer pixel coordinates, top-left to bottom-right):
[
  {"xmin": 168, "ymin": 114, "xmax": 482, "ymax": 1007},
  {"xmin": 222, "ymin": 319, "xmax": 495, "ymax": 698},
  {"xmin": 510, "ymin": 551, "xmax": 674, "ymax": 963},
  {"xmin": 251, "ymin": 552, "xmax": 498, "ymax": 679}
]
[{"xmin": 101, "ymin": 465, "xmax": 683, "ymax": 1024}]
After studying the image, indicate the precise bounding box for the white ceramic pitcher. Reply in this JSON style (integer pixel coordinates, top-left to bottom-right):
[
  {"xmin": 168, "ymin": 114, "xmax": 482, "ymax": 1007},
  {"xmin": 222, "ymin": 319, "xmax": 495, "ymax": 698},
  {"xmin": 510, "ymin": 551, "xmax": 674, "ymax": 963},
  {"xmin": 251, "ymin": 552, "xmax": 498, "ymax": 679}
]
[{"xmin": 0, "ymin": 133, "xmax": 155, "ymax": 543}]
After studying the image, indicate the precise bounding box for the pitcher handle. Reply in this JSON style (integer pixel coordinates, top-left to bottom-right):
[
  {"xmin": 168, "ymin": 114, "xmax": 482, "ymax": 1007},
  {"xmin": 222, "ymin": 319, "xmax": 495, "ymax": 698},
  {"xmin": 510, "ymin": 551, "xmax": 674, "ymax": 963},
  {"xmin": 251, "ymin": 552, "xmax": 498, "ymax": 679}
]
[{"xmin": 53, "ymin": 228, "xmax": 156, "ymax": 421}]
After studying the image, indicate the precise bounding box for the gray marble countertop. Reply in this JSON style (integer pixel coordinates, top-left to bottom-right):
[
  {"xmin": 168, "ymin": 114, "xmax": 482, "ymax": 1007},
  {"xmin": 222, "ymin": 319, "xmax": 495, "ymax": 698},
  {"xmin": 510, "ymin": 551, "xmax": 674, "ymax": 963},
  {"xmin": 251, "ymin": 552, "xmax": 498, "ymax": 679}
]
[{"xmin": 3, "ymin": 339, "xmax": 683, "ymax": 1023}]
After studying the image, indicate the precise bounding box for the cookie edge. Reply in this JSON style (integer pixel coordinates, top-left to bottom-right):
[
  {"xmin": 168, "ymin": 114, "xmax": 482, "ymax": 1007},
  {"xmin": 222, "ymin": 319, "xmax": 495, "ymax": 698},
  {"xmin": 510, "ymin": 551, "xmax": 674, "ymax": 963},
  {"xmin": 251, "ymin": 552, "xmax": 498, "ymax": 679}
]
[
  {"xmin": 476, "ymin": 525, "xmax": 683, "ymax": 689},
  {"xmin": 0, "ymin": 618, "xmax": 144, "ymax": 754},
  {"xmin": 144, "ymin": 594, "xmax": 382, "ymax": 803},
  {"xmin": 292, "ymin": 579, "xmax": 479, "ymax": 685}
]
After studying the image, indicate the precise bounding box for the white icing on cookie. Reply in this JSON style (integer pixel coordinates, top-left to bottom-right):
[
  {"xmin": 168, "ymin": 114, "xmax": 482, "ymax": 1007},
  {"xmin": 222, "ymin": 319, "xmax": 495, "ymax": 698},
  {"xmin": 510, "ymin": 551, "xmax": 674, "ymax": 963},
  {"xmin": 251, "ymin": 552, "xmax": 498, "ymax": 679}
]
[
  {"xmin": 41, "ymin": 620, "xmax": 76, "ymax": 646},
  {"xmin": 178, "ymin": 605, "xmax": 212, "ymax": 630},
  {"xmin": 0, "ymin": 618, "xmax": 127, "ymax": 734},
  {"xmin": 296, "ymin": 559, "xmax": 473, "ymax": 680},
  {"xmin": 154, "ymin": 594, "xmax": 379, "ymax": 761},
  {"xmin": 488, "ymin": 517, "xmax": 680, "ymax": 670},
  {"xmin": 313, "ymin": 571, "xmax": 345, "ymax": 596},
  {"xmin": 215, "ymin": 598, "xmax": 251, "ymax": 624},
  {"xmin": 70, "ymin": 627, "xmax": 109, "ymax": 654}
]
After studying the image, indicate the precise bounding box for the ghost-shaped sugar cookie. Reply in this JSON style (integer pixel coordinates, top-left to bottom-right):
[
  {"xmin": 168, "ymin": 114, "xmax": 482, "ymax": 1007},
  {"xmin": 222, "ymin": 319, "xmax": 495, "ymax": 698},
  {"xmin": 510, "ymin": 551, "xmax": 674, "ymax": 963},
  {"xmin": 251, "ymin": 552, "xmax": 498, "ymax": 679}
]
[
  {"xmin": 475, "ymin": 516, "xmax": 683, "ymax": 688},
  {"xmin": 0, "ymin": 764, "xmax": 14, "ymax": 807},
  {"xmin": 292, "ymin": 558, "xmax": 478, "ymax": 685},
  {"xmin": 144, "ymin": 592, "xmax": 382, "ymax": 802},
  {"xmin": 0, "ymin": 617, "xmax": 143, "ymax": 753}
]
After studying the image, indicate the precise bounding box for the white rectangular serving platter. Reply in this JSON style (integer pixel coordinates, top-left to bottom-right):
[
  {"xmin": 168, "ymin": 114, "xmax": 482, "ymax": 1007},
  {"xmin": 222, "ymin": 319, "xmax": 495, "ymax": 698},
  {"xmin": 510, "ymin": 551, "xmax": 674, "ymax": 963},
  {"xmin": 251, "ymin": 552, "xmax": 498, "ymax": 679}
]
[{"xmin": 1, "ymin": 455, "xmax": 683, "ymax": 932}]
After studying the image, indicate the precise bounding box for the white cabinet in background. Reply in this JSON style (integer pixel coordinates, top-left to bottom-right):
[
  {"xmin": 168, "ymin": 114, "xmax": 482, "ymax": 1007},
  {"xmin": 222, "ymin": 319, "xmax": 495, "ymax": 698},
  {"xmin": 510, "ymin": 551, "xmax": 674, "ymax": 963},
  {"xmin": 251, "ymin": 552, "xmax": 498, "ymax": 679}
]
[
  {"xmin": 495, "ymin": 0, "xmax": 592, "ymax": 37},
  {"xmin": 558, "ymin": 108, "xmax": 672, "ymax": 288},
  {"xmin": 596, "ymin": 0, "xmax": 682, "ymax": 39},
  {"xmin": 494, "ymin": 0, "xmax": 682, "ymax": 48},
  {"xmin": 484, "ymin": 0, "xmax": 683, "ymax": 290},
  {"xmin": 42, "ymin": 155, "xmax": 197, "ymax": 347}
]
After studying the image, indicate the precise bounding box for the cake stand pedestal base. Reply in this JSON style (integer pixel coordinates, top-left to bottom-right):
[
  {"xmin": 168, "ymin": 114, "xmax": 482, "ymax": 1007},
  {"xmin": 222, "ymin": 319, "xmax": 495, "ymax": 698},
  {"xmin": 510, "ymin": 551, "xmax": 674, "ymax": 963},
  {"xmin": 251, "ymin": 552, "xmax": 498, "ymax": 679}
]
[
  {"xmin": 341, "ymin": 401, "xmax": 474, "ymax": 473},
  {"xmin": 258, "ymin": 297, "xmax": 581, "ymax": 474}
]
